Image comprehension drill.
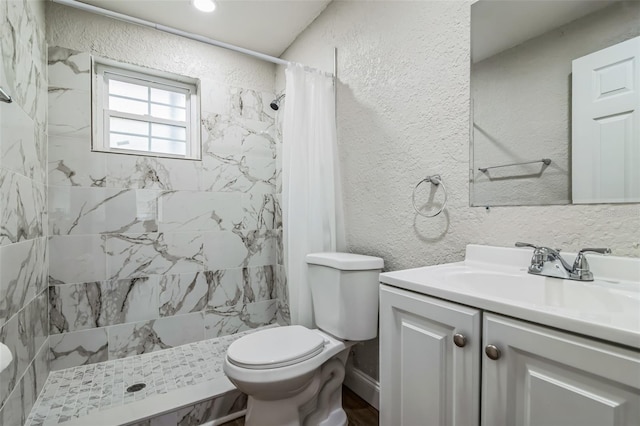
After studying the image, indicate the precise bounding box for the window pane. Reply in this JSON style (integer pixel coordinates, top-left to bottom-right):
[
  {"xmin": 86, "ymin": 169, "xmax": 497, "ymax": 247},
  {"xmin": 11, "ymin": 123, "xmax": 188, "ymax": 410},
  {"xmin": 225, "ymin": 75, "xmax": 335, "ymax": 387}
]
[
  {"xmin": 110, "ymin": 133, "xmax": 149, "ymax": 152},
  {"xmin": 150, "ymin": 104, "xmax": 186, "ymax": 121},
  {"xmin": 151, "ymin": 123, "xmax": 186, "ymax": 141},
  {"xmin": 108, "ymin": 79, "xmax": 148, "ymax": 101},
  {"xmin": 151, "ymin": 87, "xmax": 186, "ymax": 107},
  {"xmin": 151, "ymin": 139, "xmax": 186, "ymax": 156},
  {"xmin": 109, "ymin": 96, "xmax": 149, "ymax": 115},
  {"xmin": 110, "ymin": 117, "xmax": 150, "ymax": 137}
]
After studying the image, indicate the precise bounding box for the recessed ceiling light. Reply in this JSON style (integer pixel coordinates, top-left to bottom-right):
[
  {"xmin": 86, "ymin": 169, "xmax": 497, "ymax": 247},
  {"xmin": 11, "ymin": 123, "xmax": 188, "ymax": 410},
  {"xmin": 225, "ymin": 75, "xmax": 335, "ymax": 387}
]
[{"xmin": 192, "ymin": 0, "xmax": 216, "ymax": 13}]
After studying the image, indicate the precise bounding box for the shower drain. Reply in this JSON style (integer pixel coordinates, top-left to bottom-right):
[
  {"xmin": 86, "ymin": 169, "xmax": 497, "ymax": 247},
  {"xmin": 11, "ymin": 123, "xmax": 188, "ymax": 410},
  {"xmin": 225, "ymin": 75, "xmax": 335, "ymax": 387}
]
[{"xmin": 126, "ymin": 383, "xmax": 146, "ymax": 393}]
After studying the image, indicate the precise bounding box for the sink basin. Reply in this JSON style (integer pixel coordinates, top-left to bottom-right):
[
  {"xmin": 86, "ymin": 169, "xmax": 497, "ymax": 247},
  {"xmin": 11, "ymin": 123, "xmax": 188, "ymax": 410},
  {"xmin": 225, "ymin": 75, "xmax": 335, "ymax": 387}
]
[
  {"xmin": 439, "ymin": 266, "xmax": 639, "ymax": 315},
  {"xmin": 379, "ymin": 244, "xmax": 640, "ymax": 349}
]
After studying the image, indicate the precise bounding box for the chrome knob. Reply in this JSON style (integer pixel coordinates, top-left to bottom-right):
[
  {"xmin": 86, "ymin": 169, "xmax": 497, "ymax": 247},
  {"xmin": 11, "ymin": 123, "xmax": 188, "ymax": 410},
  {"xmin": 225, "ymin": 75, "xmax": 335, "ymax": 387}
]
[
  {"xmin": 485, "ymin": 344, "xmax": 501, "ymax": 360},
  {"xmin": 453, "ymin": 333, "xmax": 467, "ymax": 348}
]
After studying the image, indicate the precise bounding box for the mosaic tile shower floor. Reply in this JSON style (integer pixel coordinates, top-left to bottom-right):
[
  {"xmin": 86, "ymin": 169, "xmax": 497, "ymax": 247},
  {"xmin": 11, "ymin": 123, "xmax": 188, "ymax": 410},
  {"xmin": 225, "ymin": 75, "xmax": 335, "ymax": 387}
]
[{"xmin": 26, "ymin": 328, "xmax": 268, "ymax": 426}]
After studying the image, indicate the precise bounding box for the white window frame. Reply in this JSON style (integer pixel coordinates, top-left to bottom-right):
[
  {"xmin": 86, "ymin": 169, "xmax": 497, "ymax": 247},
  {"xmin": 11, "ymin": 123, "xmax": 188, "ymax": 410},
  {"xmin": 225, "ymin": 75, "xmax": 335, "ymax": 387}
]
[{"xmin": 92, "ymin": 58, "xmax": 201, "ymax": 160}]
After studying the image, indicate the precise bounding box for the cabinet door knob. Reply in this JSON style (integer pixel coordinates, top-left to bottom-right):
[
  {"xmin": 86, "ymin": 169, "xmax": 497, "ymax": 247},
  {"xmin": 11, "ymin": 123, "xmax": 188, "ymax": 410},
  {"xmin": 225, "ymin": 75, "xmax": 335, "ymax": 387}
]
[
  {"xmin": 453, "ymin": 333, "xmax": 467, "ymax": 347},
  {"xmin": 485, "ymin": 344, "xmax": 501, "ymax": 360}
]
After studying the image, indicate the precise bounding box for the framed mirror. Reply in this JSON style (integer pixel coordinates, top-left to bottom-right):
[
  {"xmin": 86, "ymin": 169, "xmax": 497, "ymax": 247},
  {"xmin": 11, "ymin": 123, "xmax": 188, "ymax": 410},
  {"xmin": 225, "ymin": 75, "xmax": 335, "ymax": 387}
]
[{"xmin": 470, "ymin": 0, "xmax": 640, "ymax": 206}]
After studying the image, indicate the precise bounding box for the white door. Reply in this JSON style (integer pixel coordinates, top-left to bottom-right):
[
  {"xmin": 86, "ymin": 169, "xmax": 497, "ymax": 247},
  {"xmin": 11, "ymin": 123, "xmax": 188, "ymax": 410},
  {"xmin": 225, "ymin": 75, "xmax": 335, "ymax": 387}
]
[
  {"xmin": 482, "ymin": 314, "xmax": 640, "ymax": 426},
  {"xmin": 572, "ymin": 36, "xmax": 640, "ymax": 203},
  {"xmin": 380, "ymin": 285, "xmax": 481, "ymax": 426}
]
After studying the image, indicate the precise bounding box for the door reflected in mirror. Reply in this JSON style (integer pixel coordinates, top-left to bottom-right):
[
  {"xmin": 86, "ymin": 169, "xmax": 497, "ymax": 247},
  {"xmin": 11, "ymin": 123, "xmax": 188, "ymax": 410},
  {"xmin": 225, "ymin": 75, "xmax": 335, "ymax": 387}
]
[{"xmin": 470, "ymin": 0, "xmax": 640, "ymax": 206}]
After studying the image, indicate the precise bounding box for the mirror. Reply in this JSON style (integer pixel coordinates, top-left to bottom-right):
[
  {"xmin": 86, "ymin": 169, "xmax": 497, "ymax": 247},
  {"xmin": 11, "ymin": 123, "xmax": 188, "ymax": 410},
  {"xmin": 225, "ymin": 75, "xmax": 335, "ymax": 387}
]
[{"xmin": 470, "ymin": 0, "xmax": 640, "ymax": 206}]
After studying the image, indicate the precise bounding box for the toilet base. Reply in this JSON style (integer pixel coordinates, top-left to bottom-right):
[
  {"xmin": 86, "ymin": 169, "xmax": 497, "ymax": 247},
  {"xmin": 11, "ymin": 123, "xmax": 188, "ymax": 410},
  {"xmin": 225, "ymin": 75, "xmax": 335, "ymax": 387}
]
[{"xmin": 244, "ymin": 350, "xmax": 350, "ymax": 426}]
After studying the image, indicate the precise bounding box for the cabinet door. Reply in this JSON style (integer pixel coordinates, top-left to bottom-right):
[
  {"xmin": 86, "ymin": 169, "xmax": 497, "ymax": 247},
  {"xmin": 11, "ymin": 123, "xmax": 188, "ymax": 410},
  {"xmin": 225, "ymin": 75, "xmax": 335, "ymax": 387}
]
[
  {"xmin": 482, "ymin": 314, "xmax": 640, "ymax": 426},
  {"xmin": 380, "ymin": 285, "xmax": 481, "ymax": 426}
]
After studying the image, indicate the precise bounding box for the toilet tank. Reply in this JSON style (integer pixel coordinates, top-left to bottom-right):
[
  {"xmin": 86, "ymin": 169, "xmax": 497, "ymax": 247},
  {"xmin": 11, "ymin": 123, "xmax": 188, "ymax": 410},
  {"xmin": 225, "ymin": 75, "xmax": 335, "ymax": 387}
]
[{"xmin": 305, "ymin": 252, "xmax": 384, "ymax": 341}]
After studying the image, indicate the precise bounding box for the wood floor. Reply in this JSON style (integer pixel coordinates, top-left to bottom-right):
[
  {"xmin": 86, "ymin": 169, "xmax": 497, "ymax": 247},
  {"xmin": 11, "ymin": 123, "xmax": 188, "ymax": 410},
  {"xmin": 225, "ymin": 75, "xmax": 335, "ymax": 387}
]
[
  {"xmin": 342, "ymin": 386, "xmax": 380, "ymax": 426},
  {"xmin": 221, "ymin": 386, "xmax": 379, "ymax": 426}
]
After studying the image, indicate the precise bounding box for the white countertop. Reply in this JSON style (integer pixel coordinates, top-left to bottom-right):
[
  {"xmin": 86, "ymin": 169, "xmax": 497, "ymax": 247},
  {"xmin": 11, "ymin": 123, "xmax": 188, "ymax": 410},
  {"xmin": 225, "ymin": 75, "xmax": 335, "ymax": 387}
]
[{"xmin": 380, "ymin": 244, "xmax": 640, "ymax": 350}]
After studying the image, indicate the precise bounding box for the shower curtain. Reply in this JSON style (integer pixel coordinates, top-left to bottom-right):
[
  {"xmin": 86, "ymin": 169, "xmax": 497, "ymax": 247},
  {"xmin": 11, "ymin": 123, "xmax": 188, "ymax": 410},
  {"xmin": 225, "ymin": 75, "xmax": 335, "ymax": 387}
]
[{"xmin": 282, "ymin": 64, "xmax": 346, "ymax": 328}]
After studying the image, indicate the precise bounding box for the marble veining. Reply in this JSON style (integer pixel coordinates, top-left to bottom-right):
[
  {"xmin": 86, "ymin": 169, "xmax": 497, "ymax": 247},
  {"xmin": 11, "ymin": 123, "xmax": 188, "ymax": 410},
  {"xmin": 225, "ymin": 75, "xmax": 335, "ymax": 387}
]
[
  {"xmin": 105, "ymin": 155, "xmax": 202, "ymax": 191},
  {"xmin": 204, "ymin": 299, "xmax": 277, "ymax": 339},
  {"xmin": 48, "ymin": 234, "xmax": 107, "ymax": 285},
  {"xmin": 27, "ymin": 327, "xmax": 272, "ymax": 426},
  {"xmin": 242, "ymin": 193, "xmax": 279, "ymax": 230},
  {"xmin": 203, "ymin": 229, "xmax": 277, "ymax": 271},
  {"xmin": 47, "ymin": 87, "xmax": 91, "ymax": 138},
  {"xmin": 0, "ymin": 0, "xmax": 47, "ymax": 122},
  {"xmin": 274, "ymin": 265, "xmax": 290, "ymax": 325},
  {"xmin": 229, "ymin": 87, "xmax": 277, "ymax": 124},
  {"xmin": 0, "ymin": 290, "xmax": 48, "ymax": 409},
  {"xmin": 47, "ymin": 47, "xmax": 90, "ymax": 90},
  {"xmin": 200, "ymin": 151, "xmax": 276, "ymax": 195},
  {"xmin": 49, "ymin": 328, "xmax": 109, "ymax": 371},
  {"xmin": 0, "ymin": 237, "xmax": 47, "ymax": 328},
  {"xmin": 0, "ymin": 169, "xmax": 46, "ymax": 246},
  {"xmin": 0, "ymin": 98, "xmax": 46, "ymax": 183},
  {"xmin": 0, "ymin": 338, "xmax": 49, "ymax": 426},
  {"xmin": 105, "ymin": 232, "xmax": 204, "ymax": 281},
  {"xmin": 48, "ymin": 136, "xmax": 107, "ymax": 188},
  {"xmin": 49, "ymin": 187, "xmax": 159, "ymax": 235},
  {"xmin": 107, "ymin": 313, "xmax": 205, "ymax": 360},
  {"xmin": 158, "ymin": 190, "xmax": 241, "ymax": 232},
  {"xmin": 49, "ymin": 277, "xmax": 160, "ymax": 334}
]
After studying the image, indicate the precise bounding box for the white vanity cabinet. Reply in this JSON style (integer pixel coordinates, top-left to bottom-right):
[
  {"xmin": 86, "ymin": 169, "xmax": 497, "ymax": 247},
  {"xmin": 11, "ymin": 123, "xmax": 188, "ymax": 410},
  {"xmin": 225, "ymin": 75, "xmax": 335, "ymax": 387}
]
[
  {"xmin": 379, "ymin": 285, "xmax": 481, "ymax": 426},
  {"xmin": 380, "ymin": 284, "xmax": 640, "ymax": 426},
  {"xmin": 482, "ymin": 313, "xmax": 640, "ymax": 426}
]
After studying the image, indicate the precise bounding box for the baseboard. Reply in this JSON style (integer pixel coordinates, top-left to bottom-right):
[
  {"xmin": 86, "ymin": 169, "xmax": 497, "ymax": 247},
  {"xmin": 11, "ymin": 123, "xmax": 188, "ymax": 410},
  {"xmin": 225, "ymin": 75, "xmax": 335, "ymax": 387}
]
[
  {"xmin": 344, "ymin": 366, "xmax": 380, "ymax": 410},
  {"xmin": 209, "ymin": 409, "xmax": 246, "ymax": 426}
]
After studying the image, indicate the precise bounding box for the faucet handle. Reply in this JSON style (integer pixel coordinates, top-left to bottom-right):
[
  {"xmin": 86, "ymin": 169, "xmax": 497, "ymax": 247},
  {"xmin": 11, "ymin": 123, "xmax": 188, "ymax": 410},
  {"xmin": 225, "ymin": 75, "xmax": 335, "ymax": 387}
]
[
  {"xmin": 515, "ymin": 242, "xmax": 546, "ymax": 272},
  {"xmin": 515, "ymin": 242, "xmax": 540, "ymax": 249},
  {"xmin": 572, "ymin": 248, "xmax": 611, "ymax": 281},
  {"xmin": 577, "ymin": 248, "xmax": 612, "ymax": 255}
]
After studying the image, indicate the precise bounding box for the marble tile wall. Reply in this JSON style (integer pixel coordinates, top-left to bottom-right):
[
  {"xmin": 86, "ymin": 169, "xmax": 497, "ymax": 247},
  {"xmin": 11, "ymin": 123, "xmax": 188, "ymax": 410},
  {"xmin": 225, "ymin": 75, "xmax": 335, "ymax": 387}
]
[
  {"xmin": 0, "ymin": 0, "xmax": 50, "ymax": 424},
  {"xmin": 47, "ymin": 46, "xmax": 282, "ymax": 371}
]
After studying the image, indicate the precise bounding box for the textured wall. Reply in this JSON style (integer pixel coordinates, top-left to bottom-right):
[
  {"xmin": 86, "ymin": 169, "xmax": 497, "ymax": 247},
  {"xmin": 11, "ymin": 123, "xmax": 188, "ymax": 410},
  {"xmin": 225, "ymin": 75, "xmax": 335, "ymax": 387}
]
[
  {"xmin": 280, "ymin": 0, "xmax": 640, "ymax": 381},
  {"xmin": 0, "ymin": 0, "xmax": 50, "ymax": 424},
  {"xmin": 45, "ymin": 3, "xmax": 284, "ymax": 371},
  {"xmin": 472, "ymin": 1, "xmax": 640, "ymax": 206}
]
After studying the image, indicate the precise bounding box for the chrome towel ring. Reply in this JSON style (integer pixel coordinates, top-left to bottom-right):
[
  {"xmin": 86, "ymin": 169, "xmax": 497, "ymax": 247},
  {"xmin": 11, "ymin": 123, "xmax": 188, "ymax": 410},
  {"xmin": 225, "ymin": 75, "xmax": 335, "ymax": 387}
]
[{"xmin": 412, "ymin": 175, "xmax": 448, "ymax": 218}]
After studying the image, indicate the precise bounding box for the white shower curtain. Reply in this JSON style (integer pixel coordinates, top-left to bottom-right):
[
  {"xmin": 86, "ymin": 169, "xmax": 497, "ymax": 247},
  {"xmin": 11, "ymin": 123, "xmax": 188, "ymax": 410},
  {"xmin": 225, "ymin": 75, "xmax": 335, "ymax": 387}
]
[{"xmin": 282, "ymin": 64, "xmax": 346, "ymax": 328}]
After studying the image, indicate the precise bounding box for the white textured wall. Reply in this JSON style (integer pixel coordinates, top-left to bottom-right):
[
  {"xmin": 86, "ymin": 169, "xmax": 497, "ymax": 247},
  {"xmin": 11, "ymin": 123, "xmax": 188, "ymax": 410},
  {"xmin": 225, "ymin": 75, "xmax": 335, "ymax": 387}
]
[
  {"xmin": 46, "ymin": 2, "xmax": 276, "ymax": 92},
  {"xmin": 472, "ymin": 1, "xmax": 640, "ymax": 206},
  {"xmin": 280, "ymin": 0, "xmax": 640, "ymax": 380}
]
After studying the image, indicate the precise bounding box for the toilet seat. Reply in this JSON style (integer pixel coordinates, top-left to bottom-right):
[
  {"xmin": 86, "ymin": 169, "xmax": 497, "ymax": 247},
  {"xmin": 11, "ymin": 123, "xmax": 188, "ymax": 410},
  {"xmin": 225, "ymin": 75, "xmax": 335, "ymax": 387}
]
[{"xmin": 227, "ymin": 326, "xmax": 327, "ymax": 370}]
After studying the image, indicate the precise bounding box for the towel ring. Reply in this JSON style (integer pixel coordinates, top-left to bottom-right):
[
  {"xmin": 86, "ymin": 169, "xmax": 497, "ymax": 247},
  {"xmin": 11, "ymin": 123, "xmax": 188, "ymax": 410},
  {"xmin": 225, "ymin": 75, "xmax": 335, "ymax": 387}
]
[{"xmin": 412, "ymin": 175, "xmax": 448, "ymax": 218}]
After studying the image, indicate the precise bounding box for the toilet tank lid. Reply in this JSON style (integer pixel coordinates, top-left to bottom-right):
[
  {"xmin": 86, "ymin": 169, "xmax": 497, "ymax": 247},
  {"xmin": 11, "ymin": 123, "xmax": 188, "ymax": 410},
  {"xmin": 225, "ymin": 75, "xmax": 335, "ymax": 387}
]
[{"xmin": 305, "ymin": 252, "xmax": 384, "ymax": 270}]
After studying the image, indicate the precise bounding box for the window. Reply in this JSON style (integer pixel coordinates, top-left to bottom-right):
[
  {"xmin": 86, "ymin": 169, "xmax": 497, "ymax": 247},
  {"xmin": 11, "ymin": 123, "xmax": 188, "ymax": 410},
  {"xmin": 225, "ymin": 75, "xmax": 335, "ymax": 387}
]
[{"xmin": 92, "ymin": 59, "xmax": 201, "ymax": 160}]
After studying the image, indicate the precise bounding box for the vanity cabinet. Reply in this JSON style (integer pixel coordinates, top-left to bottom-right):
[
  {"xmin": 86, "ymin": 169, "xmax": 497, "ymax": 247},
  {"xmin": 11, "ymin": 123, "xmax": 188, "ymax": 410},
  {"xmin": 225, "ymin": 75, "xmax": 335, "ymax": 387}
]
[
  {"xmin": 379, "ymin": 285, "xmax": 481, "ymax": 426},
  {"xmin": 482, "ymin": 313, "xmax": 640, "ymax": 426},
  {"xmin": 380, "ymin": 285, "xmax": 640, "ymax": 426}
]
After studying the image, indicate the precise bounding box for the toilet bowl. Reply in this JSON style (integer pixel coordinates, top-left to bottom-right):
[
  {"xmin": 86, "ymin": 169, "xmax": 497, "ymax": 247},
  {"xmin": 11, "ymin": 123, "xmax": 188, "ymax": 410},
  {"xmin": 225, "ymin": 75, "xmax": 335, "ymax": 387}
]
[
  {"xmin": 224, "ymin": 326, "xmax": 354, "ymax": 425},
  {"xmin": 223, "ymin": 252, "xmax": 384, "ymax": 426}
]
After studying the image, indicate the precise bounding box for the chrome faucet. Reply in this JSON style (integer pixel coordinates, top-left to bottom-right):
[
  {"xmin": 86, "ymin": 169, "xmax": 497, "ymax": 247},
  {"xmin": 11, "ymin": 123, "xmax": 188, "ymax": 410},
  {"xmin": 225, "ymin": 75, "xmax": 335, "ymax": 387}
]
[{"xmin": 515, "ymin": 242, "xmax": 611, "ymax": 281}]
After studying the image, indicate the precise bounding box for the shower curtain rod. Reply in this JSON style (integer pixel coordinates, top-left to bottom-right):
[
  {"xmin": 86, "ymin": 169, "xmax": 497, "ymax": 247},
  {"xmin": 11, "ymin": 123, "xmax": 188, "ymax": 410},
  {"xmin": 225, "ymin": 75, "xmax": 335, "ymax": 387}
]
[{"xmin": 52, "ymin": 0, "xmax": 294, "ymax": 67}]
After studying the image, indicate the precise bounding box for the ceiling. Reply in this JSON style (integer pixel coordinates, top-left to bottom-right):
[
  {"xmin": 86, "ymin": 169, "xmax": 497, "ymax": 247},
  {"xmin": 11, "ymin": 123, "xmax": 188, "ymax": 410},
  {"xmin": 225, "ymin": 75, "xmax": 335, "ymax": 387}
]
[
  {"xmin": 76, "ymin": 0, "xmax": 332, "ymax": 57},
  {"xmin": 471, "ymin": 0, "xmax": 618, "ymax": 63}
]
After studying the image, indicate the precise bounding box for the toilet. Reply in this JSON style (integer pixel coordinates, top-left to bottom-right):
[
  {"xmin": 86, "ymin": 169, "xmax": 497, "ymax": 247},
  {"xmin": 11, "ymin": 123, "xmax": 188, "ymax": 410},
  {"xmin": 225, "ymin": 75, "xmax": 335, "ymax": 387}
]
[{"xmin": 223, "ymin": 252, "xmax": 384, "ymax": 426}]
